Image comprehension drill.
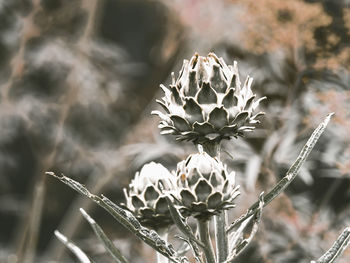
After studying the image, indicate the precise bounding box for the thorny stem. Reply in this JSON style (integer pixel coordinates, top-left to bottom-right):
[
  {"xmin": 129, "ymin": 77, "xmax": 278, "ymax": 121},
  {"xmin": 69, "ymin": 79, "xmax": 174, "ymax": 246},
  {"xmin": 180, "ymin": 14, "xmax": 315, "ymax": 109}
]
[{"xmin": 197, "ymin": 220, "xmax": 216, "ymax": 263}]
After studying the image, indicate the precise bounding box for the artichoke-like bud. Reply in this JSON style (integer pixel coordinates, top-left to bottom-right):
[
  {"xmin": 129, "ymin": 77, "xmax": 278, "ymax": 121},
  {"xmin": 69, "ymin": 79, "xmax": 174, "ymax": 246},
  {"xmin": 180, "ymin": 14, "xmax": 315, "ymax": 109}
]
[
  {"xmin": 123, "ymin": 162, "xmax": 176, "ymax": 228},
  {"xmin": 174, "ymin": 151, "xmax": 240, "ymax": 220},
  {"xmin": 152, "ymin": 52, "xmax": 265, "ymax": 144}
]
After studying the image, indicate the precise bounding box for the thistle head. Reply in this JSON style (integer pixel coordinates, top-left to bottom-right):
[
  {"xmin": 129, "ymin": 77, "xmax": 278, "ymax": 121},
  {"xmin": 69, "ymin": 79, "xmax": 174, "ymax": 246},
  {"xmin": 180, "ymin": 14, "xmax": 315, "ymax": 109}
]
[
  {"xmin": 123, "ymin": 162, "xmax": 176, "ymax": 228},
  {"xmin": 152, "ymin": 52, "xmax": 265, "ymax": 146},
  {"xmin": 174, "ymin": 149, "xmax": 240, "ymax": 220}
]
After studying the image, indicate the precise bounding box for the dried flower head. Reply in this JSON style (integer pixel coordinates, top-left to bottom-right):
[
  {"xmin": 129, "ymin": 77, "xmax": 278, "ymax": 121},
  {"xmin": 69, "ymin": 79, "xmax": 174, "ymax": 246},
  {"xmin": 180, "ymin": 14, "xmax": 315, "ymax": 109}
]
[
  {"xmin": 152, "ymin": 52, "xmax": 265, "ymax": 145},
  {"xmin": 123, "ymin": 162, "xmax": 176, "ymax": 228},
  {"xmin": 174, "ymin": 149, "xmax": 240, "ymax": 220}
]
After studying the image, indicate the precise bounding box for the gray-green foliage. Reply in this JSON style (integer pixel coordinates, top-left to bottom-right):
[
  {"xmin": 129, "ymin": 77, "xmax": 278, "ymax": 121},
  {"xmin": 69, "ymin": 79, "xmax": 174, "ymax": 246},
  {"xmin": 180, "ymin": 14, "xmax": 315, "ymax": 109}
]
[
  {"xmin": 48, "ymin": 172, "xmax": 187, "ymax": 263},
  {"xmin": 50, "ymin": 53, "xmax": 349, "ymax": 263}
]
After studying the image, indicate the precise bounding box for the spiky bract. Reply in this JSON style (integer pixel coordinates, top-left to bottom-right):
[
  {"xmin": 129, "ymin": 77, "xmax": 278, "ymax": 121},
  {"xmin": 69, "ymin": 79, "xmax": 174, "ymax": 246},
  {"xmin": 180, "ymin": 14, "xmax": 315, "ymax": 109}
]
[
  {"xmin": 152, "ymin": 52, "xmax": 265, "ymax": 145},
  {"xmin": 174, "ymin": 151, "xmax": 240, "ymax": 220},
  {"xmin": 123, "ymin": 162, "xmax": 176, "ymax": 228}
]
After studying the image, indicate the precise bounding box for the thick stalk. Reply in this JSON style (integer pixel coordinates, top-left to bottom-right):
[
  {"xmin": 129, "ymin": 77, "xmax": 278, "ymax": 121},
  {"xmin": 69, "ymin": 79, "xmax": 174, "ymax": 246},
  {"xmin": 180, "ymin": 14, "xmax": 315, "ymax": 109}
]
[
  {"xmin": 201, "ymin": 141, "xmax": 228, "ymax": 261},
  {"xmin": 214, "ymin": 211, "xmax": 228, "ymax": 262},
  {"xmin": 197, "ymin": 220, "xmax": 216, "ymax": 263},
  {"xmin": 157, "ymin": 228, "xmax": 169, "ymax": 263}
]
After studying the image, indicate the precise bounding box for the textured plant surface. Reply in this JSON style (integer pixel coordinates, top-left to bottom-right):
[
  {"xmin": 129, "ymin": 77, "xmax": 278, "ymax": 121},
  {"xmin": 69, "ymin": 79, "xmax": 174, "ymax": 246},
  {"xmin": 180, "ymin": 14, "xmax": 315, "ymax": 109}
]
[
  {"xmin": 48, "ymin": 52, "xmax": 348, "ymax": 263},
  {"xmin": 2, "ymin": 1, "xmax": 350, "ymax": 263},
  {"xmin": 152, "ymin": 53, "xmax": 265, "ymax": 145},
  {"xmin": 174, "ymin": 150, "xmax": 240, "ymax": 220},
  {"xmin": 123, "ymin": 162, "xmax": 176, "ymax": 228}
]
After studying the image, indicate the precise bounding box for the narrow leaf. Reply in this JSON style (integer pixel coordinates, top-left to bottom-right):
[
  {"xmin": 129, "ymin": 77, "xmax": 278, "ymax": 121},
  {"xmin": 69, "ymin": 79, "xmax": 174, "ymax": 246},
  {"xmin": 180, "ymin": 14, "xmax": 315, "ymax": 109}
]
[
  {"xmin": 80, "ymin": 208, "xmax": 129, "ymax": 263},
  {"xmin": 312, "ymin": 227, "xmax": 350, "ymax": 263},
  {"xmin": 225, "ymin": 193, "xmax": 264, "ymax": 262},
  {"xmin": 54, "ymin": 230, "xmax": 92, "ymax": 263},
  {"xmin": 47, "ymin": 172, "xmax": 187, "ymax": 263},
  {"xmin": 227, "ymin": 113, "xmax": 333, "ymax": 233},
  {"xmin": 165, "ymin": 195, "xmax": 205, "ymax": 249},
  {"xmin": 175, "ymin": 235, "xmax": 203, "ymax": 263},
  {"xmin": 158, "ymin": 180, "xmax": 203, "ymax": 262}
]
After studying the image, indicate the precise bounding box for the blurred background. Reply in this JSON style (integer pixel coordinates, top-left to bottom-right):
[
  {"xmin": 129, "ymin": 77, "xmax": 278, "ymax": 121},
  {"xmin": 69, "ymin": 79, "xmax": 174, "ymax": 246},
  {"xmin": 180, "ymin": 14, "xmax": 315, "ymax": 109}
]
[{"xmin": 0, "ymin": 0, "xmax": 349, "ymax": 262}]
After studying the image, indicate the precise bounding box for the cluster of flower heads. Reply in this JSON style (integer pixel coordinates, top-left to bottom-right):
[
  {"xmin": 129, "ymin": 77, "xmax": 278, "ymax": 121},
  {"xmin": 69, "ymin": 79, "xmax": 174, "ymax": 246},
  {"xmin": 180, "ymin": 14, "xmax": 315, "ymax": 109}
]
[
  {"xmin": 124, "ymin": 53, "xmax": 264, "ymax": 227},
  {"xmin": 124, "ymin": 150, "xmax": 240, "ymax": 227}
]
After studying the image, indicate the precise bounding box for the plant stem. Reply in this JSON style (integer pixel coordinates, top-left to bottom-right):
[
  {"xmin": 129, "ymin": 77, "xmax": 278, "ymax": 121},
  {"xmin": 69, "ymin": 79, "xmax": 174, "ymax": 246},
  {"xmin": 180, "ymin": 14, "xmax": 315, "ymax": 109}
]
[
  {"xmin": 157, "ymin": 228, "xmax": 169, "ymax": 263},
  {"xmin": 214, "ymin": 211, "xmax": 228, "ymax": 262},
  {"xmin": 200, "ymin": 142, "xmax": 221, "ymax": 159},
  {"xmin": 200, "ymin": 141, "xmax": 224, "ymax": 262},
  {"xmin": 197, "ymin": 220, "xmax": 216, "ymax": 263},
  {"xmin": 23, "ymin": 175, "xmax": 46, "ymax": 263}
]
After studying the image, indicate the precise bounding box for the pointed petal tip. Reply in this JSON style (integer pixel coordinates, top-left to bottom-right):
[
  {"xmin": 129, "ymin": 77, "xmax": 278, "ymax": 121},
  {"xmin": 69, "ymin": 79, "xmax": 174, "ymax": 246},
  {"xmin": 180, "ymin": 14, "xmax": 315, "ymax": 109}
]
[
  {"xmin": 160, "ymin": 130, "xmax": 174, "ymax": 135},
  {"xmin": 324, "ymin": 112, "xmax": 335, "ymax": 125},
  {"xmin": 328, "ymin": 112, "xmax": 335, "ymax": 118},
  {"xmin": 233, "ymin": 61, "xmax": 238, "ymax": 70},
  {"xmin": 244, "ymin": 75, "xmax": 254, "ymax": 88},
  {"xmin": 193, "ymin": 121, "xmax": 215, "ymax": 134},
  {"xmin": 208, "ymin": 52, "xmax": 220, "ymax": 62},
  {"xmin": 256, "ymin": 96, "xmax": 267, "ymax": 104},
  {"xmin": 208, "ymin": 106, "xmax": 229, "ymax": 128},
  {"xmin": 196, "ymin": 81, "xmax": 218, "ymax": 104},
  {"xmin": 170, "ymin": 115, "xmax": 190, "ymax": 131},
  {"xmin": 190, "ymin": 53, "xmax": 199, "ymax": 67},
  {"xmin": 160, "ymin": 84, "xmax": 167, "ymax": 90}
]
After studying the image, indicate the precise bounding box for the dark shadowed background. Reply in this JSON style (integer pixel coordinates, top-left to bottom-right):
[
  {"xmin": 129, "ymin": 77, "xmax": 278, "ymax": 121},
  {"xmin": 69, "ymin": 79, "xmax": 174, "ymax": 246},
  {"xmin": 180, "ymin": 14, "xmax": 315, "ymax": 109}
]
[{"xmin": 0, "ymin": 0, "xmax": 349, "ymax": 262}]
